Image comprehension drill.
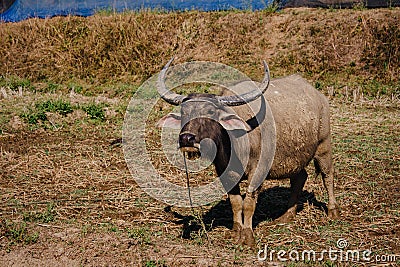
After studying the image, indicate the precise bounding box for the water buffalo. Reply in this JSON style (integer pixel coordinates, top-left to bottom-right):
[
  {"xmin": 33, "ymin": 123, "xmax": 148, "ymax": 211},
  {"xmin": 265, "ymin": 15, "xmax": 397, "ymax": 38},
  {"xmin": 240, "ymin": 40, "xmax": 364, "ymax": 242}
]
[{"xmin": 156, "ymin": 58, "xmax": 340, "ymax": 247}]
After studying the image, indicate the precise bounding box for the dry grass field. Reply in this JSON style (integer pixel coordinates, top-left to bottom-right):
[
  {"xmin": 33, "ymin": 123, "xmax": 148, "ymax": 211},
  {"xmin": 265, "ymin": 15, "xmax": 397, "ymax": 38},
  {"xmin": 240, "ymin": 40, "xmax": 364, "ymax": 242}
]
[{"xmin": 0, "ymin": 7, "xmax": 399, "ymax": 266}]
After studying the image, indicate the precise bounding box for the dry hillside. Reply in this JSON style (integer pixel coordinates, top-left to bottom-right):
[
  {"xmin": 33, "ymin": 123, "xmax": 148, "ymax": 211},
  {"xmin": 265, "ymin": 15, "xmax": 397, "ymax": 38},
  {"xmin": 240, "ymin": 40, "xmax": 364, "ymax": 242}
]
[{"xmin": 0, "ymin": 8, "xmax": 399, "ymax": 96}]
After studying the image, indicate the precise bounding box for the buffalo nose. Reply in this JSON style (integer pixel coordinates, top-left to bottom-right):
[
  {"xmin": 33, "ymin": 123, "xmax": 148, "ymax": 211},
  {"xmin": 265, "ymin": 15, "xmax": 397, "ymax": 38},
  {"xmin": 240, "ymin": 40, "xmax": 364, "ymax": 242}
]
[{"xmin": 179, "ymin": 133, "xmax": 196, "ymax": 147}]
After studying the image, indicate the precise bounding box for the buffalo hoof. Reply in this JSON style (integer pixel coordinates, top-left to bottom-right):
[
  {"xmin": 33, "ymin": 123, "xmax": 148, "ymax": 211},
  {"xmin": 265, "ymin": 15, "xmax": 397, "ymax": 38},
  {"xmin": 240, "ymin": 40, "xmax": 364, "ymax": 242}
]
[
  {"xmin": 239, "ymin": 228, "xmax": 256, "ymax": 247},
  {"xmin": 328, "ymin": 208, "xmax": 340, "ymax": 219},
  {"xmin": 275, "ymin": 208, "xmax": 296, "ymax": 224},
  {"xmin": 227, "ymin": 222, "xmax": 242, "ymax": 243}
]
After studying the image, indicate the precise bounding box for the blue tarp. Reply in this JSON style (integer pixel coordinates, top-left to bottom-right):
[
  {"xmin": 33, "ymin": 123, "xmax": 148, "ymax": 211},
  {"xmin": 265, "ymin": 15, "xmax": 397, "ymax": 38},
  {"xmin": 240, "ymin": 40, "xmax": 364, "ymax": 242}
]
[{"xmin": 0, "ymin": 0, "xmax": 273, "ymax": 22}]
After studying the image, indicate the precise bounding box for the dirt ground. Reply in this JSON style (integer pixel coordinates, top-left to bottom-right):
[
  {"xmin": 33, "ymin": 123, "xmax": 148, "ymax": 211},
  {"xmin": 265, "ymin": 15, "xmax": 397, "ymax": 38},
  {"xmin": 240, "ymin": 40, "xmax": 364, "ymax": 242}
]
[{"xmin": 0, "ymin": 88, "xmax": 399, "ymax": 266}]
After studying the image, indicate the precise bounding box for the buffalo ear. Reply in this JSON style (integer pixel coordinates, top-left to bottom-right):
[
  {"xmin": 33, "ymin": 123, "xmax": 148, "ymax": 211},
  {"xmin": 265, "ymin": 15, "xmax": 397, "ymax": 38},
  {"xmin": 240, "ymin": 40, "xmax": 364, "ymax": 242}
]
[
  {"xmin": 156, "ymin": 113, "xmax": 181, "ymax": 129},
  {"xmin": 219, "ymin": 114, "xmax": 251, "ymax": 131}
]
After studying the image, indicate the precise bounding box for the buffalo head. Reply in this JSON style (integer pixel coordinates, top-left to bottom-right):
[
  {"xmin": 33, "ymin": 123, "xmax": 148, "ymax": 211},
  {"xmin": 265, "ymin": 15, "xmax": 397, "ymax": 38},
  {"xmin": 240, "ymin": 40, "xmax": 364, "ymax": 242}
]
[{"xmin": 156, "ymin": 58, "xmax": 270, "ymax": 161}]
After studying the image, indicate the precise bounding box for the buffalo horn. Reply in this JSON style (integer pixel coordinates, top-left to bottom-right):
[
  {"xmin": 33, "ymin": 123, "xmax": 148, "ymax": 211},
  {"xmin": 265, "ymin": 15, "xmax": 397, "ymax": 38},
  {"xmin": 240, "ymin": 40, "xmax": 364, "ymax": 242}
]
[
  {"xmin": 217, "ymin": 61, "xmax": 270, "ymax": 106},
  {"xmin": 157, "ymin": 57, "xmax": 185, "ymax": 106},
  {"xmin": 157, "ymin": 58, "xmax": 270, "ymax": 106}
]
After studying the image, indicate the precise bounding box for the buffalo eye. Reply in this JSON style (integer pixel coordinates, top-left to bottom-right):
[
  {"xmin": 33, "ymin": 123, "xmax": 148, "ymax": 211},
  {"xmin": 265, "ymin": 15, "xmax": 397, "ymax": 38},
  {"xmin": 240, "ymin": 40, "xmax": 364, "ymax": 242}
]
[{"xmin": 207, "ymin": 110, "xmax": 215, "ymax": 116}]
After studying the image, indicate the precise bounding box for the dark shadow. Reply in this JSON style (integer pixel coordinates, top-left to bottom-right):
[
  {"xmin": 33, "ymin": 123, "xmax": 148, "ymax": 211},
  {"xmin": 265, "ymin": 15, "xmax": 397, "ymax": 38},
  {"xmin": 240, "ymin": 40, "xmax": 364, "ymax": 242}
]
[
  {"xmin": 165, "ymin": 186, "xmax": 328, "ymax": 239},
  {"xmin": 164, "ymin": 200, "xmax": 233, "ymax": 239},
  {"xmin": 253, "ymin": 187, "xmax": 328, "ymax": 228}
]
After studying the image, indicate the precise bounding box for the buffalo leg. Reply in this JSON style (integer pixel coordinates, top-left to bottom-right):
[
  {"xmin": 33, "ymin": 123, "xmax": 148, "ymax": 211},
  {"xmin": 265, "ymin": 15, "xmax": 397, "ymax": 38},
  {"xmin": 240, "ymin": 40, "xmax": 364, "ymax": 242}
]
[
  {"xmin": 276, "ymin": 169, "xmax": 307, "ymax": 223},
  {"xmin": 240, "ymin": 189, "xmax": 259, "ymax": 247},
  {"xmin": 228, "ymin": 185, "xmax": 242, "ymax": 243},
  {"xmin": 314, "ymin": 138, "xmax": 340, "ymax": 219}
]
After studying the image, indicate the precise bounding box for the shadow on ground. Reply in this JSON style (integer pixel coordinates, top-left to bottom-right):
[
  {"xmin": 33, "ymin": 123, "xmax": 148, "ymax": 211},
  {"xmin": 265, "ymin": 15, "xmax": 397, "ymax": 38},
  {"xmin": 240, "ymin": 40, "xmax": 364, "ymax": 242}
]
[{"xmin": 165, "ymin": 186, "xmax": 328, "ymax": 239}]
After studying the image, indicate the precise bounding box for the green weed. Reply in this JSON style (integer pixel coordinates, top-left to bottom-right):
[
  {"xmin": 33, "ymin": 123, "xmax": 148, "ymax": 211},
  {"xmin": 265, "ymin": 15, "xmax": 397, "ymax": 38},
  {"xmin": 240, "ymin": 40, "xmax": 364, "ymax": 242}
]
[
  {"xmin": 82, "ymin": 103, "xmax": 106, "ymax": 121},
  {"xmin": 43, "ymin": 82, "xmax": 60, "ymax": 93},
  {"xmin": 68, "ymin": 82, "xmax": 83, "ymax": 94},
  {"xmin": 20, "ymin": 108, "xmax": 47, "ymax": 125},
  {"xmin": 262, "ymin": 1, "xmax": 279, "ymax": 13},
  {"xmin": 126, "ymin": 226, "xmax": 152, "ymax": 245},
  {"xmin": 0, "ymin": 76, "xmax": 33, "ymax": 91},
  {"xmin": 144, "ymin": 259, "xmax": 167, "ymax": 267},
  {"xmin": 0, "ymin": 114, "xmax": 10, "ymax": 134},
  {"xmin": 23, "ymin": 202, "xmax": 56, "ymax": 223},
  {"xmin": 112, "ymin": 83, "xmax": 139, "ymax": 97},
  {"xmin": 1, "ymin": 220, "xmax": 39, "ymax": 245},
  {"xmin": 20, "ymin": 99, "xmax": 74, "ymax": 125},
  {"xmin": 107, "ymin": 224, "xmax": 119, "ymax": 233},
  {"xmin": 188, "ymin": 209, "xmax": 209, "ymax": 245},
  {"xmin": 36, "ymin": 99, "xmax": 74, "ymax": 116}
]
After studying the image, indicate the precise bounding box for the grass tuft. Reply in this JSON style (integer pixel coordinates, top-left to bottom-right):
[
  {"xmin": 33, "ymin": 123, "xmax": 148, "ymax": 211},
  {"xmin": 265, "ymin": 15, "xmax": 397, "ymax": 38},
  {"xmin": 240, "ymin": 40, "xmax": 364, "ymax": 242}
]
[
  {"xmin": 23, "ymin": 202, "xmax": 57, "ymax": 223},
  {"xmin": 20, "ymin": 108, "xmax": 47, "ymax": 125},
  {"xmin": 82, "ymin": 103, "xmax": 106, "ymax": 121},
  {"xmin": 127, "ymin": 226, "xmax": 152, "ymax": 245},
  {"xmin": 0, "ymin": 76, "xmax": 33, "ymax": 91},
  {"xmin": 35, "ymin": 99, "xmax": 74, "ymax": 116},
  {"xmin": 1, "ymin": 220, "xmax": 39, "ymax": 246}
]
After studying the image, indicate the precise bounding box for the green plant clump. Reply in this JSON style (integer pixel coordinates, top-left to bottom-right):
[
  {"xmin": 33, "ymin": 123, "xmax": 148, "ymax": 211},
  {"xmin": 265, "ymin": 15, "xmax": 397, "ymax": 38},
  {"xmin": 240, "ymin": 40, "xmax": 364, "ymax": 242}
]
[
  {"xmin": 1, "ymin": 220, "xmax": 39, "ymax": 245},
  {"xmin": 20, "ymin": 109, "xmax": 47, "ymax": 125},
  {"xmin": 23, "ymin": 202, "xmax": 56, "ymax": 223},
  {"xmin": 0, "ymin": 76, "xmax": 33, "ymax": 91},
  {"xmin": 82, "ymin": 103, "xmax": 106, "ymax": 121},
  {"xmin": 20, "ymin": 99, "xmax": 74, "ymax": 125},
  {"xmin": 126, "ymin": 226, "xmax": 152, "ymax": 245},
  {"xmin": 144, "ymin": 259, "xmax": 167, "ymax": 267},
  {"xmin": 35, "ymin": 99, "xmax": 74, "ymax": 116}
]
